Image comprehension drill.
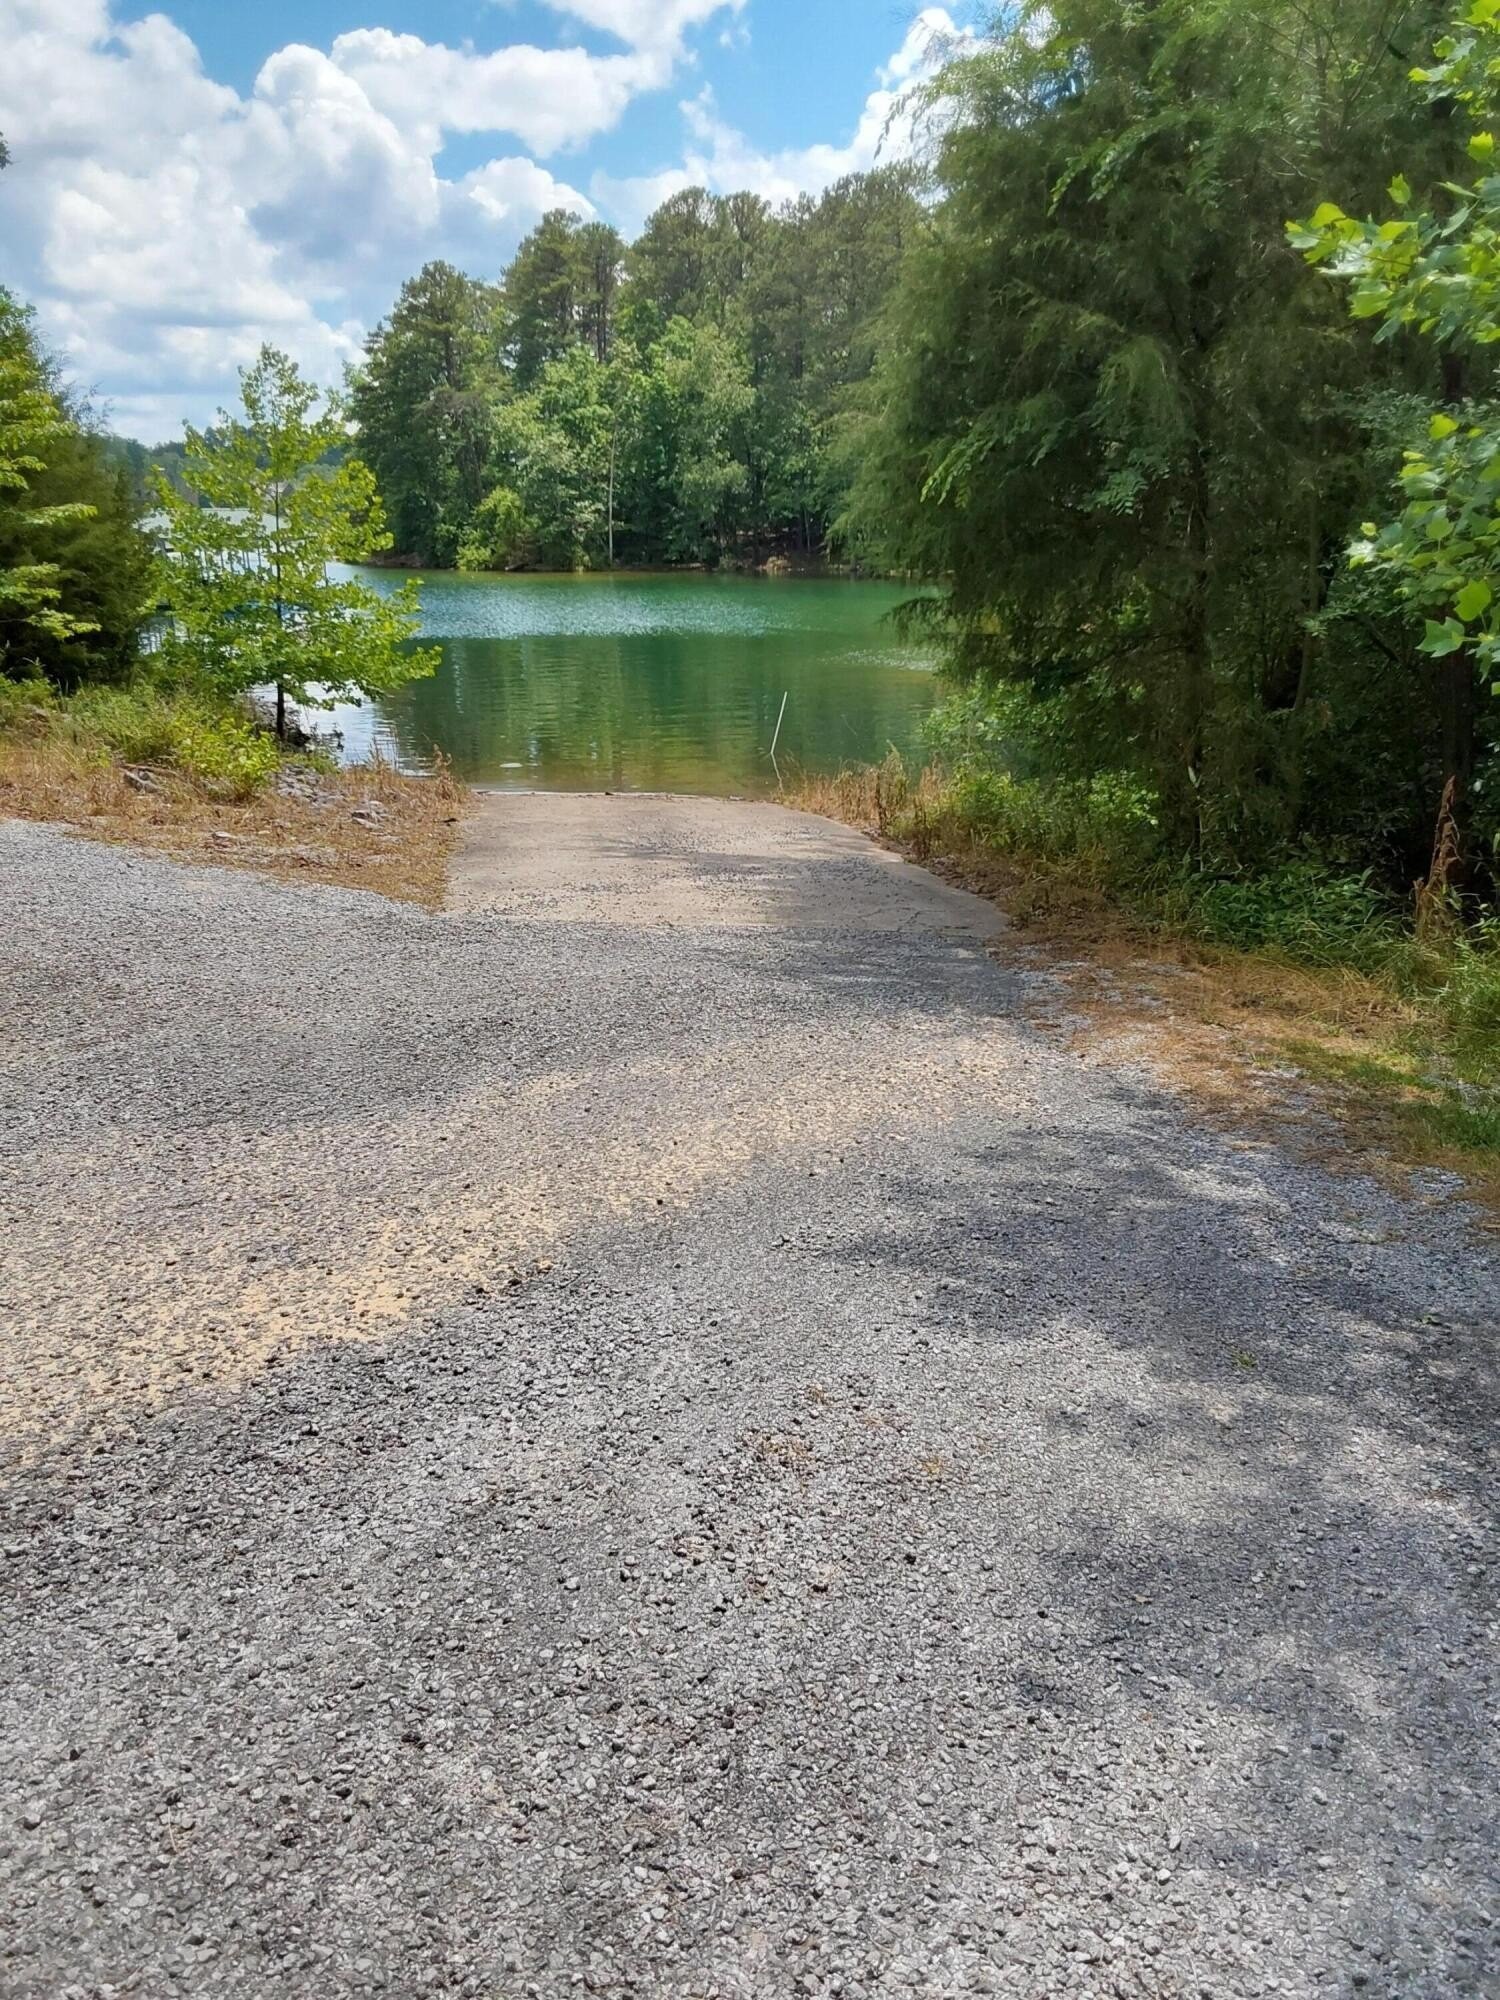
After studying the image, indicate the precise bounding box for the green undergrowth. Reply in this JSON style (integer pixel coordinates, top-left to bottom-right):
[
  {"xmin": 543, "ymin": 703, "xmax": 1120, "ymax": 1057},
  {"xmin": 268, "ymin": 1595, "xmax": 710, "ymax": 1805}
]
[{"xmin": 0, "ymin": 673, "xmax": 287, "ymax": 798}]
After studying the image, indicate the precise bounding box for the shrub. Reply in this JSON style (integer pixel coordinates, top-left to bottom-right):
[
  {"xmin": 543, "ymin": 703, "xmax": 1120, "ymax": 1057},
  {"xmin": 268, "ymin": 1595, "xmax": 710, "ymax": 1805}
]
[
  {"xmin": 1436, "ymin": 921, "xmax": 1500, "ymax": 1085},
  {"xmin": 1170, "ymin": 864, "xmax": 1402, "ymax": 971},
  {"xmin": 945, "ymin": 767, "xmax": 1161, "ymax": 876},
  {"xmin": 0, "ymin": 674, "xmax": 58, "ymax": 732},
  {"xmin": 61, "ymin": 685, "xmax": 280, "ymax": 797}
]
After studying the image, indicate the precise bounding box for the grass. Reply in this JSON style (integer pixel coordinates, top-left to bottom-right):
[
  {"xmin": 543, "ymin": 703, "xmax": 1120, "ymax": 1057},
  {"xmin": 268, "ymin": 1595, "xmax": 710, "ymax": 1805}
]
[
  {"xmin": 786, "ymin": 754, "xmax": 1500, "ymax": 1217},
  {"xmin": 0, "ymin": 675, "xmax": 468, "ymax": 907}
]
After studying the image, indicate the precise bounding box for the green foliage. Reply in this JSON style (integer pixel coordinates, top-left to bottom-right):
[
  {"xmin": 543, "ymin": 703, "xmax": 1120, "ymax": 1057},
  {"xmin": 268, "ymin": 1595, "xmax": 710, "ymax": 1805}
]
[
  {"xmin": 353, "ymin": 171, "xmax": 923, "ymax": 570},
  {"xmin": 0, "ymin": 289, "xmax": 104, "ymax": 661},
  {"xmin": 99, "ymin": 434, "xmax": 202, "ymax": 507},
  {"xmin": 347, "ymin": 262, "xmax": 500, "ymax": 567},
  {"xmin": 844, "ymin": 0, "xmax": 1492, "ymax": 899},
  {"xmin": 64, "ymin": 684, "xmax": 281, "ymax": 795},
  {"xmin": 0, "ymin": 290, "xmax": 155, "ymax": 685},
  {"xmin": 0, "ymin": 670, "xmax": 282, "ymax": 799},
  {"xmin": 491, "ymin": 343, "xmax": 621, "ymax": 568},
  {"xmin": 156, "ymin": 346, "xmax": 439, "ymax": 726},
  {"xmin": 627, "ymin": 320, "xmax": 755, "ymax": 563},
  {"xmin": 1437, "ymin": 917, "xmax": 1500, "ymax": 1075},
  {"xmin": 1169, "ymin": 865, "xmax": 1401, "ymax": 968},
  {"xmin": 946, "ymin": 766, "xmax": 1162, "ymax": 871},
  {"xmin": 504, "ymin": 212, "xmax": 625, "ymax": 383},
  {"xmin": 0, "ymin": 668, "xmax": 53, "ymax": 729},
  {"xmin": 457, "ymin": 486, "xmax": 538, "ymax": 572},
  {"xmin": 1293, "ymin": 4, "xmax": 1500, "ymax": 702}
]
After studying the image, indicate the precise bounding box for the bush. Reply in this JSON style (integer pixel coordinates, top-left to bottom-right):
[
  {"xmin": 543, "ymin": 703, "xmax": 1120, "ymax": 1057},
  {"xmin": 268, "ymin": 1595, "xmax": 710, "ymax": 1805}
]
[
  {"xmin": 457, "ymin": 485, "xmax": 538, "ymax": 573},
  {"xmin": 1436, "ymin": 921, "xmax": 1500, "ymax": 1084},
  {"xmin": 1169, "ymin": 863, "xmax": 1403, "ymax": 971},
  {"xmin": 0, "ymin": 674, "xmax": 58, "ymax": 732},
  {"xmin": 944, "ymin": 766, "xmax": 1161, "ymax": 876},
  {"xmin": 60, "ymin": 685, "xmax": 281, "ymax": 797}
]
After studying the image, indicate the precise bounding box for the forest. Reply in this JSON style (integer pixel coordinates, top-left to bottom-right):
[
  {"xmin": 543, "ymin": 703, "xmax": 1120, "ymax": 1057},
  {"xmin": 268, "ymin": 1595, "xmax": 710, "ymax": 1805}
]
[
  {"xmin": 838, "ymin": 0, "xmax": 1500, "ymax": 923},
  {"xmin": 347, "ymin": 169, "xmax": 921, "ymax": 573}
]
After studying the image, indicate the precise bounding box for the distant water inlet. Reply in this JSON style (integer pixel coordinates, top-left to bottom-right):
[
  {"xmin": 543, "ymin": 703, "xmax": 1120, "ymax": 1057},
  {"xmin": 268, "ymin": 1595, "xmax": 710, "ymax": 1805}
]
[{"xmin": 327, "ymin": 570, "xmax": 939, "ymax": 797}]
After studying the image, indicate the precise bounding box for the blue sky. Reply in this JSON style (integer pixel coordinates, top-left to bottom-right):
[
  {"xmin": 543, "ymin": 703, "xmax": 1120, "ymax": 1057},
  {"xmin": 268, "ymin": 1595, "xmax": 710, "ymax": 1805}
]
[{"xmin": 0, "ymin": 1, "xmax": 965, "ymax": 439}]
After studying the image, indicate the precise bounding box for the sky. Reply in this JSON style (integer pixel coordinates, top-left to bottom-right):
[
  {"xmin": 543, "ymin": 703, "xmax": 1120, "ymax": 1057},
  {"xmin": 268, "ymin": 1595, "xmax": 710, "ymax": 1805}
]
[{"xmin": 0, "ymin": 0, "xmax": 970, "ymax": 442}]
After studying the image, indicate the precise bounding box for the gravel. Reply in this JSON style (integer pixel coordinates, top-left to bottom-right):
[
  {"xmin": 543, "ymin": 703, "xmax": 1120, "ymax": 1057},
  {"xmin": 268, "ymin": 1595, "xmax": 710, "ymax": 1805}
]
[{"xmin": 0, "ymin": 809, "xmax": 1495, "ymax": 2000}]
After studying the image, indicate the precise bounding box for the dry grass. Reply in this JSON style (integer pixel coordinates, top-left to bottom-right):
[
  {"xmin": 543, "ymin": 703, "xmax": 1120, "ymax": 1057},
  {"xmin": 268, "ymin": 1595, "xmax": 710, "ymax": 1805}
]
[
  {"xmin": 0, "ymin": 731, "xmax": 469, "ymax": 908},
  {"xmin": 788, "ymin": 768, "xmax": 1500, "ymax": 1222}
]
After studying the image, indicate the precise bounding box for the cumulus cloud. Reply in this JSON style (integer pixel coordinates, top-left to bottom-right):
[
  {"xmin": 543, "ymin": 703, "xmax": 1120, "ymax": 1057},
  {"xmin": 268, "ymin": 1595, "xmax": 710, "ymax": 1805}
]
[
  {"xmin": 538, "ymin": 0, "xmax": 747, "ymax": 54},
  {"xmin": 593, "ymin": 8, "xmax": 968, "ymax": 231},
  {"xmin": 0, "ymin": 0, "xmax": 714, "ymax": 436},
  {"xmin": 326, "ymin": 30, "xmax": 660, "ymax": 157}
]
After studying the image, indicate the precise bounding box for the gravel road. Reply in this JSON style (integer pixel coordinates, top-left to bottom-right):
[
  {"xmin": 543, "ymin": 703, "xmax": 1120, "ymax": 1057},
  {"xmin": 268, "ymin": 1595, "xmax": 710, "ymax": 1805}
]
[{"xmin": 1, "ymin": 799, "xmax": 1495, "ymax": 2000}]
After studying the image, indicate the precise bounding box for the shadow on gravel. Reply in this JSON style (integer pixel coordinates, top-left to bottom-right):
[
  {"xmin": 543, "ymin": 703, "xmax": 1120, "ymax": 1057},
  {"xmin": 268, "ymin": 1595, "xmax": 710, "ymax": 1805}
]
[{"xmin": 820, "ymin": 1098, "xmax": 1497, "ymax": 1986}]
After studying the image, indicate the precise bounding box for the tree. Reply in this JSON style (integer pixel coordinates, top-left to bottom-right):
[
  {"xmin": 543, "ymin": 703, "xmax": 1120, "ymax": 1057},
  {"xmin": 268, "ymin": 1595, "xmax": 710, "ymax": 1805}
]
[
  {"xmin": 629, "ymin": 320, "xmax": 755, "ymax": 563},
  {"xmin": 348, "ymin": 263, "xmax": 499, "ymax": 565},
  {"xmin": 845, "ymin": 0, "xmax": 1462, "ymax": 870},
  {"xmin": 623, "ymin": 190, "xmax": 721, "ymax": 337},
  {"xmin": 576, "ymin": 220, "xmax": 627, "ymax": 366},
  {"xmin": 1, "ymin": 415, "xmax": 157, "ymax": 687},
  {"xmin": 1293, "ymin": 0, "xmax": 1500, "ymax": 882},
  {"xmin": 156, "ymin": 347, "xmax": 438, "ymax": 736},
  {"xmin": 0, "ymin": 289, "xmax": 104, "ymax": 673},
  {"xmin": 502, "ymin": 211, "xmax": 624, "ymax": 386},
  {"xmin": 352, "ymin": 166, "xmax": 927, "ymax": 572},
  {"xmin": 491, "ymin": 345, "xmax": 617, "ymax": 568}
]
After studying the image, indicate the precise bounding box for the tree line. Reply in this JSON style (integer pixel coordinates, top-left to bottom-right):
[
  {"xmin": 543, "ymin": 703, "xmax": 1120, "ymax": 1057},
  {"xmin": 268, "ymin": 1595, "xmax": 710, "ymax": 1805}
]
[
  {"xmin": 844, "ymin": 0, "xmax": 1500, "ymax": 914},
  {"xmin": 348, "ymin": 172, "xmax": 921, "ymax": 572}
]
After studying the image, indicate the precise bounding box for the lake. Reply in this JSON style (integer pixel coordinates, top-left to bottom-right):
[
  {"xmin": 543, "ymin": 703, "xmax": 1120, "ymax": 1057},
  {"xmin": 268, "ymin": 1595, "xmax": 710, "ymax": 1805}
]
[{"xmin": 329, "ymin": 570, "xmax": 939, "ymax": 796}]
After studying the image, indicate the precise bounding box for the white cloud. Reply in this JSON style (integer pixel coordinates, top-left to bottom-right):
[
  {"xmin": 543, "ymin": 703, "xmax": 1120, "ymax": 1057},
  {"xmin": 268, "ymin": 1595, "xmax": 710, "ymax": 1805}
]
[
  {"xmin": 593, "ymin": 7, "xmax": 968, "ymax": 229},
  {"xmin": 326, "ymin": 29, "xmax": 660, "ymax": 157},
  {"xmin": 538, "ymin": 0, "xmax": 746, "ymax": 54},
  {"xmin": 0, "ymin": 0, "xmax": 709, "ymax": 437}
]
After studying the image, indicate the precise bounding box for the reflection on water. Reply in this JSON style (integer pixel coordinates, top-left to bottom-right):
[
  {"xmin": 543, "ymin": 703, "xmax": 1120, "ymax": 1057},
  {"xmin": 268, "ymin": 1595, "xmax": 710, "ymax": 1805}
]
[{"xmin": 329, "ymin": 569, "xmax": 938, "ymax": 796}]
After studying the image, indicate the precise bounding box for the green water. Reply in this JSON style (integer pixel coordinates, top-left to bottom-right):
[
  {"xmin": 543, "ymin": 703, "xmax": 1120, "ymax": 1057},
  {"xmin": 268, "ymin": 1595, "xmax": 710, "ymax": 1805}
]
[{"xmin": 331, "ymin": 570, "xmax": 938, "ymax": 796}]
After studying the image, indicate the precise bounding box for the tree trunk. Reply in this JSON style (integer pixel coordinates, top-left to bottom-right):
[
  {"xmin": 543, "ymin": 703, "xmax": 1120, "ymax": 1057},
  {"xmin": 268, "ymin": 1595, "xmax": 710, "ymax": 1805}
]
[
  {"xmin": 1180, "ymin": 439, "xmax": 1214, "ymax": 862},
  {"xmin": 1436, "ymin": 351, "xmax": 1477, "ymax": 884},
  {"xmin": 607, "ymin": 420, "xmax": 617, "ymax": 570},
  {"xmin": 276, "ymin": 682, "xmax": 286, "ymax": 743}
]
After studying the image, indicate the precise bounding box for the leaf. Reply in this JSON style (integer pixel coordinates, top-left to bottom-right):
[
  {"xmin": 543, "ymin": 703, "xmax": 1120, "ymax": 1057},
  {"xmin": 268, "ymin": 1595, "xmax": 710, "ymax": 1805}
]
[
  {"xmin": 1470, "ymin": 131, "xmax": 1496, "ymax": 164},
  {"xmin": 1389, "ymin": 173, "xmax": 1414, "ymax": 206},
  {"xmin": 1421, "ymin": 618, "xmax": 1466, "ymax": 657},
  {"xmin": 1309, "ymin": 202, "xmax": 1347, "ymax": 228},
  {"xmin": 1431, "ymin": 413, "xmax": 1460, "ymax": 440},
  {"xmin": 1456, "ymin": 579, "xmax": 1493, "ymax": 619}
]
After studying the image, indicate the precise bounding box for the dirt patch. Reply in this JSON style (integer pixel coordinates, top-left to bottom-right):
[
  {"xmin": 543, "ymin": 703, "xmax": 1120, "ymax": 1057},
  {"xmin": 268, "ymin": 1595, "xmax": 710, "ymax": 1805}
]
[{"xmin": 0, "ymin": 737, "xmax": 469, "ymax": 907}]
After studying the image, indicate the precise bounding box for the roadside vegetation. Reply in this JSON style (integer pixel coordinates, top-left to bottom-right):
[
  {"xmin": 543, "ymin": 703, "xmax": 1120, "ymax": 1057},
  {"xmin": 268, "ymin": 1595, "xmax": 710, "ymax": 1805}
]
[{"xmin": 3, "ymin": 7, "xmax": 1498, "ymax": 1183}]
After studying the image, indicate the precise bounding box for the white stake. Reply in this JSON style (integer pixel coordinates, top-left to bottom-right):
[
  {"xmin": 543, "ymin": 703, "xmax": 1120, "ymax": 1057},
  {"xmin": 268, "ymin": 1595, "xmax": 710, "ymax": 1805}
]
[{"xmin": 770, "ymin": 690, "xmax": 789, "ymax": 762}]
